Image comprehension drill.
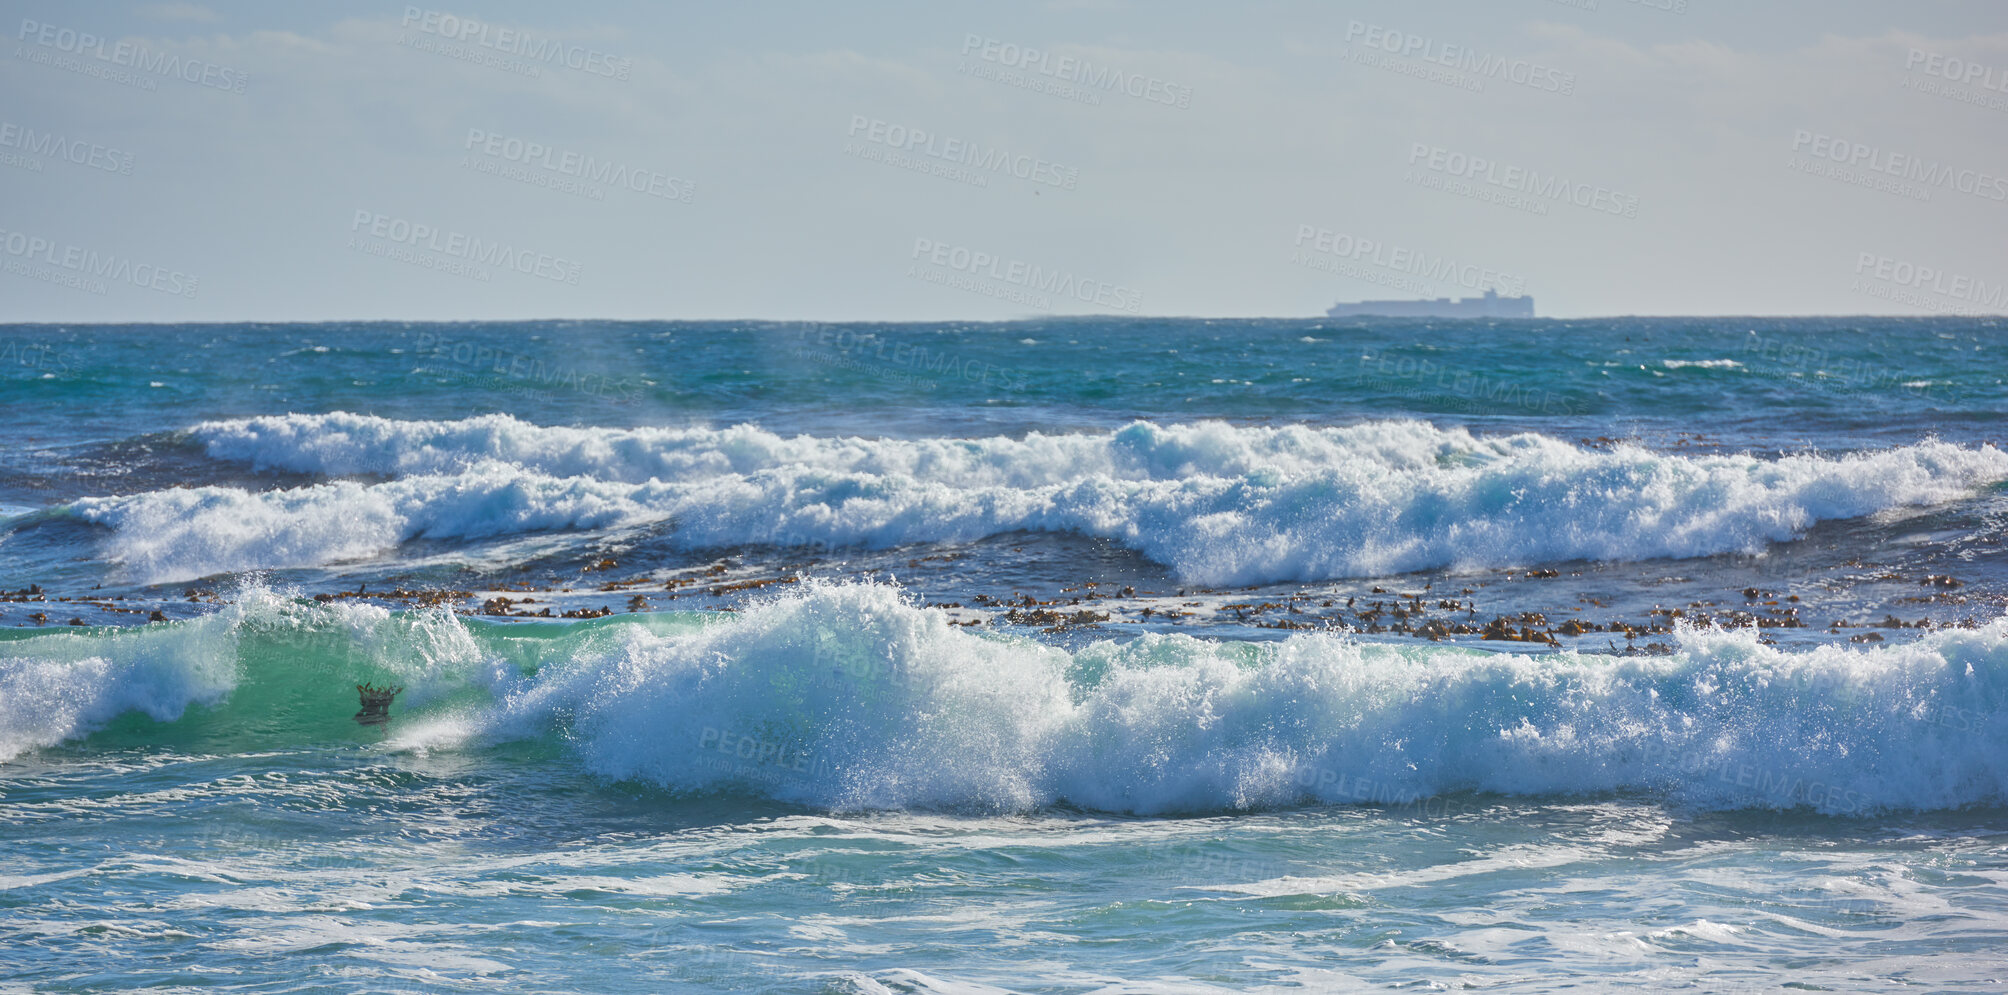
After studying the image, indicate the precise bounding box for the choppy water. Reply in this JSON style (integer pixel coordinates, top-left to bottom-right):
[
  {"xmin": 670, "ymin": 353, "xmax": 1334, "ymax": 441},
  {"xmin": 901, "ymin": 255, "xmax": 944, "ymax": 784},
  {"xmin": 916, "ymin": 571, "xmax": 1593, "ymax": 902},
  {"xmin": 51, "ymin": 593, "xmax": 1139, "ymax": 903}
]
[{"xmin": 4, "ymin": 318, "xmax": 2008, "ymax": 992}]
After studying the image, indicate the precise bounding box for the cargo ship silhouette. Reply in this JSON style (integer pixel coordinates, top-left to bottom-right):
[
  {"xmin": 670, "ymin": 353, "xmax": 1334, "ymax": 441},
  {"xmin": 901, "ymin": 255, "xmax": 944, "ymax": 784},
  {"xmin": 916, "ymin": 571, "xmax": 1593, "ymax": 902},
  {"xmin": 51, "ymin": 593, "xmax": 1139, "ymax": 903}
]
[{"xmin": 1327, "ymin": 289, "xmax": 1534, "ymax": 318}]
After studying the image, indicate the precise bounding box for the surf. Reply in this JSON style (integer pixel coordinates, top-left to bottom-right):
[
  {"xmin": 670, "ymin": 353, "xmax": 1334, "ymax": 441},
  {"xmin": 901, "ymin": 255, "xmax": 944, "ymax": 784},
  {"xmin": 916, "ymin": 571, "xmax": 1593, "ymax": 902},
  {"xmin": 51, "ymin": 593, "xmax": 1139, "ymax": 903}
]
[
  {"xmin": 46, "ymin": 413, "xmax": 2008, "ymax": 586},
  {"xmin": 6, "ymin": 581, "xmax": 2004, "ymax": 816}
]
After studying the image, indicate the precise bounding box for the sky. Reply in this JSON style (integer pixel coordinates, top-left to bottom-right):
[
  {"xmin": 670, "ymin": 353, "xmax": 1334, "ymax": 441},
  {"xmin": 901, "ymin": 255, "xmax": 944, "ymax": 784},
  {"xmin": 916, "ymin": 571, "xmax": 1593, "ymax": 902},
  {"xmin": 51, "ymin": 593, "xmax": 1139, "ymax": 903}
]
[{"xmin": 1, "ymin": 0, "xmax": 2005, "ymax": 322}]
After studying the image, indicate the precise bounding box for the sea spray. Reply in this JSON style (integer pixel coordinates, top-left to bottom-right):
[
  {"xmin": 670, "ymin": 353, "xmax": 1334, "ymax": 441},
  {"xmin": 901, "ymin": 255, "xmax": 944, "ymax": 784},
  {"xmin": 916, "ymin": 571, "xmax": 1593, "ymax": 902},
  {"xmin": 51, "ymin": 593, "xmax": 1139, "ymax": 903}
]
[
  {"xmin": 61, "ymin": 413, "xmax": 2008, "ymax": 585},
  {"xmin": 7, "ymin": 581, "xmax": 2006, "ymax": 815},
  {"xmin": 0, "ymin": 583, "xmax": 489, "ymax": 760}
]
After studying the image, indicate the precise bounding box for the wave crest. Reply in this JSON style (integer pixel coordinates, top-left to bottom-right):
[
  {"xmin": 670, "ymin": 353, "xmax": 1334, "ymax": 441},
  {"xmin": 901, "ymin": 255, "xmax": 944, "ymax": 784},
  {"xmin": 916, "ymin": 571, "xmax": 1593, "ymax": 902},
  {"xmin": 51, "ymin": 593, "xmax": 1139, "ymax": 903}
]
[
  {"xmin": 8, "ymin": 583, "xmax": 2006, "ymax": 815},
  {"xmin": 58, "ymin": 413, "xmax": 2008, "ymax": 585}
]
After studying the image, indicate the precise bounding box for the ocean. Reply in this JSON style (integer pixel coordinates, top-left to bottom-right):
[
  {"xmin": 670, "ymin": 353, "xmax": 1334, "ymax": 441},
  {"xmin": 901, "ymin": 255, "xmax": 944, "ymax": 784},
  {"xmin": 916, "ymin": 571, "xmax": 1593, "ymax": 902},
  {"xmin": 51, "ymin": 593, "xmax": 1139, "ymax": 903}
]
[{"xmin": 3, "ymin": 317, "xmax": 2007, "ymax": 993}]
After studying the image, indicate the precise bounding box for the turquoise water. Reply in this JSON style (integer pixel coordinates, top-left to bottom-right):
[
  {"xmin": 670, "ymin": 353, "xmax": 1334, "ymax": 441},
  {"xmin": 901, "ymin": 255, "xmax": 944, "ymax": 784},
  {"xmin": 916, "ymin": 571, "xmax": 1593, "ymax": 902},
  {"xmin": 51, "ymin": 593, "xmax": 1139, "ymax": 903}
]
[
  {"xmin": 4, "ymin": 318, "xmax": 2008, "ymax": 992},
  {"xmin": 5, "ymin": 318, "xmax": 2003, "ymax": 452}
]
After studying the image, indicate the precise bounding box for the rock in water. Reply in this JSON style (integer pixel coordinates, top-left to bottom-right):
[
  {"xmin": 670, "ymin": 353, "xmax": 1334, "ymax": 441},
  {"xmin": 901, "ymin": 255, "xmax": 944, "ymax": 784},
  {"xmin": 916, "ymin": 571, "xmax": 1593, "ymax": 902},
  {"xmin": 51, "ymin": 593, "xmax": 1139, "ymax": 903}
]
[{"xmin": 354, "ymin": 682, "xmax": 403, "ymax": 726}]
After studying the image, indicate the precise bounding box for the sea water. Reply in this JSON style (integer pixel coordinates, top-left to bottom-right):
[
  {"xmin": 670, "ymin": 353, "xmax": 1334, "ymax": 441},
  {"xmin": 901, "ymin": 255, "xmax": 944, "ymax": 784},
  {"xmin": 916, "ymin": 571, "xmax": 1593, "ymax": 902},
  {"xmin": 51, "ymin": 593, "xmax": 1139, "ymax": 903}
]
[{"xmin": 3, "ymin": 317, "xmax": 2007, "ymax": 992}]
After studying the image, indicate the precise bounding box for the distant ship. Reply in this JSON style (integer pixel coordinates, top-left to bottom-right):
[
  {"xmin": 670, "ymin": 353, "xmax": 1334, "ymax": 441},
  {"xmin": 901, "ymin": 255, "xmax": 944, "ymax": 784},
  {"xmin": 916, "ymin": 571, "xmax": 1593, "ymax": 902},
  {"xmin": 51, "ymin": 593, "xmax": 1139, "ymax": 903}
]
[{"xmin": 1326, "ymin": 289, "xmax": 1535, "ymax": 318}]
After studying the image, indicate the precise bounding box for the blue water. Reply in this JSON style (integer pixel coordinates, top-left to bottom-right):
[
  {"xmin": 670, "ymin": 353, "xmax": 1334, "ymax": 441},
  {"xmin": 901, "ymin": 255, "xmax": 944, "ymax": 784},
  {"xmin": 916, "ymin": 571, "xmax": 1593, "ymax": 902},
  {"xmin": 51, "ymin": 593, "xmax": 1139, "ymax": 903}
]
[{"xmin": 4, "ymin": 318, "xmax": 2008, "ymax": 992}]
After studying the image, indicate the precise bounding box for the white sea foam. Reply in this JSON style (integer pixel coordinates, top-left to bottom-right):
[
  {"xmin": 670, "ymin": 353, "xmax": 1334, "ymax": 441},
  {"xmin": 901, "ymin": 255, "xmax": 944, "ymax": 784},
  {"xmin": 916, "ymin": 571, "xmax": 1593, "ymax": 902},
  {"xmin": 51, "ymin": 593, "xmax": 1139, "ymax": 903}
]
[
  {"xmin": 64, "ymin": 412, "xmax": 2008, "ymax": 585},
  {"xmin": 433, "ymin": 582, "xmax": 2005, "ymax": 815},
  {"xmin": 8, "ymin": 582, "xmax": 2003, "ymax": 815},
  {"xmin": 0, "ymin": 612, "xmax": 239, "ymax": 761},
  {"xmin": 0, "ymin": 587, "xmax": 487, "ymax": 763}
]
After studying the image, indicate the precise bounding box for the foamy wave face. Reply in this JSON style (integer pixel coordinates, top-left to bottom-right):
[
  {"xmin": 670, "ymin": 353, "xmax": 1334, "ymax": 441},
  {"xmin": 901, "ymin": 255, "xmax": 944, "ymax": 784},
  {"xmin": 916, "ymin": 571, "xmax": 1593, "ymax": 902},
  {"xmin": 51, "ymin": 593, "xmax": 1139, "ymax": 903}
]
[
  {"xmin": 7, "ymin": 583, "xmax": 2006, "ymax": 814},
  {"xmin": 0, "ymin": 586, "xmax": 484, "ymax": 763},
  {"xmin": 0, "ymin": 608, "xmax": 244, "ymax": 761},
  {"xmin": 73, "ymin": 467, "xmax": 659, "ymax": 582},
  {"xmin": 408, "ymin": 583, "xmax": 2008, "ymax": 815},
  {"xmin": 71, "ymin": 413, "xmax": 2008, "ymax": 585}
]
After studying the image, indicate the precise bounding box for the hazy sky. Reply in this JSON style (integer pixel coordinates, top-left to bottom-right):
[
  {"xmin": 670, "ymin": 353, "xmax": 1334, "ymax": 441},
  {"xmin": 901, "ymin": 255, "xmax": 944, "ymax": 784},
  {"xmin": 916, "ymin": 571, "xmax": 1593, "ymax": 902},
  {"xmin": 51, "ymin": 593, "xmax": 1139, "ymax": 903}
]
[{"xmin": 2, "ymin": 0, "xmax": 2005, "ymax": 321}]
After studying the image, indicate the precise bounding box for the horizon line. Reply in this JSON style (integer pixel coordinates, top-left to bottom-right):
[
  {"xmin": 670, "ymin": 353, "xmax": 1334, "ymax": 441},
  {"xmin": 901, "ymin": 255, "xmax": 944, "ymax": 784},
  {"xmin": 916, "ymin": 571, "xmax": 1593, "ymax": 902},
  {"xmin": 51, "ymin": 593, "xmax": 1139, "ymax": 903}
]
[{"xmin": 3, "ymin": 312, "xmax": 2004, "ymax": 327}]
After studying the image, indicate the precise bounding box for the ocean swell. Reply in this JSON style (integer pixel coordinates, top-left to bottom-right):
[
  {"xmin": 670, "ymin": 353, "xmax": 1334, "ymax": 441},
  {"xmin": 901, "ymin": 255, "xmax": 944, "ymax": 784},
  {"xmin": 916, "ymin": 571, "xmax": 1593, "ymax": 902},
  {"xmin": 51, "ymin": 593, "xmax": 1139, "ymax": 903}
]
[
  {"xmin": 5, "ymin": 583, "xmax": 2006, "ymax": 816},
  {"xmin": 60, "ymin": 413, "xmax": 2008, "ymax": 585}
]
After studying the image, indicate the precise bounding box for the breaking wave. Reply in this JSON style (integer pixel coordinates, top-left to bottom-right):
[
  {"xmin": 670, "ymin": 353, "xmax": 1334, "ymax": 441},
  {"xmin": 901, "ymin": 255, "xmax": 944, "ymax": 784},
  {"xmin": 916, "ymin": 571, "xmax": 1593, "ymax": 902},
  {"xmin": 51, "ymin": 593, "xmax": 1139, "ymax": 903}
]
[
  {"xmin": 5, "ymin": 582, "xmax": 2005, "ymax": 816},
  {"xmin": 54, "ymin": 412, "xmax": 2008, "ymax": 584}
]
